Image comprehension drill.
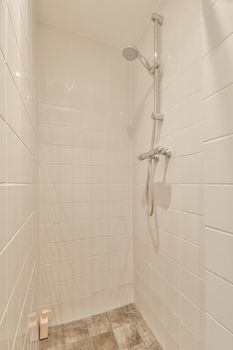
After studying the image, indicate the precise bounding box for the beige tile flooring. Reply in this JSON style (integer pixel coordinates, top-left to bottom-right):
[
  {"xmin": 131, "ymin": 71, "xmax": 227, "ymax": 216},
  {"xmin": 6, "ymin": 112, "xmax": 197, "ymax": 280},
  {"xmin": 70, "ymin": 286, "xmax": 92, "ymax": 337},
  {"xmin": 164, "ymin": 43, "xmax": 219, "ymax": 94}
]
[{"xmin": 39, "ymin": 304, "xmax": 163, "ymax": 350}]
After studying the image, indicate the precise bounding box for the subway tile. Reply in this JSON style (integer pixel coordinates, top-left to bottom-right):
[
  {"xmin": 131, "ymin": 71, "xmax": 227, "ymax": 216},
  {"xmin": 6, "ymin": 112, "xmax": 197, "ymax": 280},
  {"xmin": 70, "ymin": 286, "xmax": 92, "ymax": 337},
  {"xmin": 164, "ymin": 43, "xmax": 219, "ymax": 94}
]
[
  {"xmin": 7, "ymin": 185, "xmax": 20, "ymax": 239},
  {"xmin": 167, "ymin": 122, "xmax": 203, "ymax": 158},
  {"xmin": 7, "ymin": 0, "xmax": 20, "ymax": 44},
  {"xmin": 109, "ymin": 201, "xmax": 130, "ymax": 218},
  {"xmin": 206, "ymin": 271, "xmax": 233, "ymax": 332},
  {"xmin": 0, "ymin": 51, "xmax": 5, "ymax": 119},
  {"xmin": 0, "ymin": 249, "xmax": 7, "ymax": 321},
  {"xmin": 6, "ymin": 9, "xmax": 19, "ymax": 85},
  {"xmin": 180, "ymin": 59, "xmax": 202, "ymax": 101},
  {"xmin": 181, "ymin": 323, "xmax": 201, "ymax": 350},
  {"xmin": 107, "ymin": 166, "xmax": 130, "ymax": 184},
  {"xmin": 161, "ymin": 92, "xmax": 202, "ymax": 138},
  {"xmin": 0, "ymin": 0, "xmax": 7, "ymax": 56},
  {"xmin": 90, "ymin": 148, "xmax": 108, "ymax": 166},
  {"xmin": 205, "ymin": 227, "xmax": 233, "ymax": 284},
  {"xmin": 109, "ymin": 184, "xmax": 131, "ymax": 201},
  {"xmin": 73, "ymin": 165, "xmax": 91, "ymax": 184},
  {"xmin": 164, "ymin": 330, "xmax": 179, "ymax": 350},
  {"xmin": 0, "ymin": 313, "xmax": 8, "ymax": 350},
  {"xmin": 204, "ymin": 135, "xmax": 233, "ymax": 184},
  {"xmin": 88, "ymin": 216, "xmax": 111, "ymax": 237},
  {"xmin": 91, "ymin": 201, "xmax": 109, "ymax": 220},
  {"xmin": 73, "ymin": 184, "xmax": 90, "ymax": 202},
  {"xmin": 203, "ymin": 84, "xmax": 233, "ymax": 141},
  {"xmin": 39, "ymin": 144, "xmax": 59, "ymax": 164},
  {"xmin": 162, "ymin": 254, "xmax": 179, "ymax": 289},
  {"xmin": 168, "ymin": 184, "xmax": 203, "ymax": 215},
  {"xmin": 203, "ymin": 33, "xmax": 233, "ymax": 98},
  {"xmin": 205, "ymin": 314, "xmax": 233, "ymax": 350},
  {"xmin": 181, "ymin": 0, "xmax": 202, "ymax": 18},
  {"xmin": 107, "ymin": 150, "xmax": 131, "ymax": 167},
  {"xmin": 109, "ymin": 217, "xmax": 130, "ymax": 236},
  {"xmin": 39, "ymin": 260, "xmax": 74, "ymax": 285},
  {"xmin": 0, "ymin": 118, "xmax": 6, "ymax": 182},
  {"xmin": 163, "ymin": 279, "xmax": 179, "ymax": 316},
  {"xmin": 179, "ymin": 240, "xmax": 203, "ymax": 277},
  {"xmin": 1, "ymin": 0, "xmax": 37, "ymax": 345},
  {"xmin": 180, "ymin": 267, "xmax": 203, "ymax": 307},
  {"xmin": 7, "ymin": 231, "xmax": 22, "ymax": 297},
  {"xmin": 203, "ymin": 0, "xmax": 233, "ymax": 54},
  {"xmin": 90, "ymin": 184, "xmax": 108, "ymax": 201},
  {"xmin": 167, "ymin": 153, "xmax": 203, "ymax": 184},
  {"xmin": 160, "ymin": 230, "xmax": 179, "ymax": 261},
  {"xmin": 177, "ymin": 211, "xmax": 204, "ymax": 246},
  {"xmin": 202, "ymin": 0, "xmax": 217, "ymax": 12},
  {"xmin": 180, "ymin": 295, "xmax": 203, "ymax": 338},
  {"xmin": 161, "ymin": 78, "xmax": 181, "ymax": 113},
  {"xmin": 180, "ymin": 18, "xmax": 202, "ymax": 71},
  {"xmin": 204, "ymin": 185, "xmax": 233, "ymax": 233},
  {"xmin": 6, "ymin": 122, "xmax": 21, "ymax": 183},
  {"xmin": 164, "ymin": 307, "xmax": 180, "ymax": 343},
  {"xmin": 73, "ymin": 147, "xmax": 91, "ymax": 165},
  {"xmin": 57, "ymin": 146, "xmax": 73, "ymax": 165}
]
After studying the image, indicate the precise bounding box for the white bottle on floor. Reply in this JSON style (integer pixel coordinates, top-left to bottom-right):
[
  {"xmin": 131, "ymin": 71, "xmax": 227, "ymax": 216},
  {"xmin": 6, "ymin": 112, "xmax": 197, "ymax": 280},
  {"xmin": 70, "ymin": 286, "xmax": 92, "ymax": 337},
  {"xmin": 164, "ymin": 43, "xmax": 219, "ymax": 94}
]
[
  {"xmin": 39, "ymin": 309, "xmax": 51, "ymax": 340},
  {"xmin": 28, "ymin": 312, "xmax": 39, "ymax": 342}
]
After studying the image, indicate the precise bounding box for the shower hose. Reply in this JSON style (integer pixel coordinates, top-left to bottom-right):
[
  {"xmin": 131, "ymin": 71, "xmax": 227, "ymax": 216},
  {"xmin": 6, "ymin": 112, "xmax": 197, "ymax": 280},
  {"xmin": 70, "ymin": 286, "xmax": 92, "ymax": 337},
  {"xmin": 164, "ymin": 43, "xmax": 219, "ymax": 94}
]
[{"xmin": 146, "ymin": 158, "xmax": 154, "ymax": 216}]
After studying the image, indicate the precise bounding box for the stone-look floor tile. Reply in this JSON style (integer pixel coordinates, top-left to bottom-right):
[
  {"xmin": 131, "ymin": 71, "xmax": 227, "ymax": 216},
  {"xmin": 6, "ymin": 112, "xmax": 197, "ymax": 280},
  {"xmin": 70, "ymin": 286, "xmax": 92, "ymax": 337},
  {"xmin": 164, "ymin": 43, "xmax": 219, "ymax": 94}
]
[
  {"xmin": 45, "ymin": 334, "xmax": 66, "ymax": 348},
  {"xmin": 63, "ymin": 322, "xmax": 74, "ymax": 337},
  {"xmin": 91, "ymin": 331, "xmax": 118, "ymax": 350},
  {"xmin": 113, "ymin": 324, "xmax": 142, "ymax": 349},
  {"xmin": 39, "ymin": 340, "xmax": 49, "ymax": 350},
  {"xmin": 87, "ymin": 313, "xmax": 111, "ymax": 336},
  {"xmin": 121, "ymin": 303, "xmax": 139, "ymax": 314},
  {"xmin": 132, "ymin": 344, "xmax": 149, "ymax": 349},
  {"xmin": 122, "ymin": 304, "xmax": 142, "ymax": 323},
  {"xmin": 148, "ymin": 342, "xmax": 163, "ymax": 350},
  {"xmin": 69, "ymin": 338, "xmax": 93, "ymax": 350},
  {"xmin": 39, "ymin": 340, "xmax": 68, "ymax": 350},
  {"xmin": 47, "ymin": 324, "xmax": 66, "ymax": 346},
  {"xmin": 135, "ymin": 320, "xmax": 159, "ymax": 348},
  {"xmin": 49, "ymin": 324, "xmax": 64, "ymax": 336},
  {"xmin": 44, "ymin": 304, "xmax": 163, "ymax": 350},
  {"xmin": 107, "ymin": 307, "xmax": 131, "ymax": 328},
  {"xmin": 66, "ymin": 319, "xmax": 89, "ymax": 343}
]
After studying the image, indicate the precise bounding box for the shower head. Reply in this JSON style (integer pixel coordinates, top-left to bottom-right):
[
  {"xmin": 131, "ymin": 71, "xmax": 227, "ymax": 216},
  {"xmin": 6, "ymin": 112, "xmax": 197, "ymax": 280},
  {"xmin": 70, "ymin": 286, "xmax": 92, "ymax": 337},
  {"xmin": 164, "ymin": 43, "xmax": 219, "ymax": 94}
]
[
  {"xmin": 122, "ymin": 44, "xmax": 155, "ymax": 75},
  {"xmin": 122, "ymin": 45, "xmax": 139, "ymax": 61}
]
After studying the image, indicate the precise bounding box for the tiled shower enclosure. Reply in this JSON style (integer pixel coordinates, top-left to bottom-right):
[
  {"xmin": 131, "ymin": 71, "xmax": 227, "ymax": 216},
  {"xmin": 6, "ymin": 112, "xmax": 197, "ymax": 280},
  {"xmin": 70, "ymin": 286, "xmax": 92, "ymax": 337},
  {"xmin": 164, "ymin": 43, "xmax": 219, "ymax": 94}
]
[{"xmin": 0, "ymin": 0, "xmax": 233, "ymax": 349}]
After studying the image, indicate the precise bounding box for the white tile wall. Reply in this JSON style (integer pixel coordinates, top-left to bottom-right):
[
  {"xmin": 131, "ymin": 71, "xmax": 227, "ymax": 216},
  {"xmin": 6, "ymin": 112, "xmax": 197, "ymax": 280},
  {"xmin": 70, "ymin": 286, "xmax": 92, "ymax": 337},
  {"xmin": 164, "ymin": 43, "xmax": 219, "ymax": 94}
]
[
  {"xmin": 132, "ymin": 1, "xmax": 204, "ymax": 349},
  {"xmin": 1, "ymin": 0, "xmax": 231, "ymax": 347},
  {"xmin": 203, "ymin": 0, "xmax": 233, "ymax": 347},
  {"xmin": 205, "ymin": 315, "xmax": 233, "ymax": 350},
  {"xmin": 0, "ymin": 0, "xmax": 38, "ymax": 349},
  {"xmin": 37, "ymin": 22, "xmax": 133, "ymax": 325}
]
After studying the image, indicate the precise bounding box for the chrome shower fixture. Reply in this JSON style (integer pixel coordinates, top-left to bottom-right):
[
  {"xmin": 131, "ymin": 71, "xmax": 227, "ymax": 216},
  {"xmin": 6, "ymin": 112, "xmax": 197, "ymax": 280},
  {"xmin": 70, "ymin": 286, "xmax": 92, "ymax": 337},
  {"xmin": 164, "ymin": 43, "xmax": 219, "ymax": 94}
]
[
  {"xmin": 122, "ymin": 44, "xmax": 155, "ymax": 75},
  {"xmin": 122, "ymin": 45, "xmax": 139, "ymax": 61},
  {"xmin": 151, "ymin": 112, "xmax": 164, "ymax": 121},
  {"xmin": 151, "ymin": 12, "xmax": 164, "ymax": 25},
  {"xmin": 137, "ymin": 146, "xmax": 172, "ymax": 161},
  {"xmin": 122, "ymin": 12, "xmax": 168, "ymax": 217}
]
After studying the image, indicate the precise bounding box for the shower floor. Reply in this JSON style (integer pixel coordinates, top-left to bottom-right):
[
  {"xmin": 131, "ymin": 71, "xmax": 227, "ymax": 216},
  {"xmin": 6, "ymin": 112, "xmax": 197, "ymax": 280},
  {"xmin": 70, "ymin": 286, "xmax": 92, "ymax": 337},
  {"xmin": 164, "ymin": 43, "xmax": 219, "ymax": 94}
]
[{"xmin": 39, "ymin": 303, "xmax": 162, "ymax": 350}]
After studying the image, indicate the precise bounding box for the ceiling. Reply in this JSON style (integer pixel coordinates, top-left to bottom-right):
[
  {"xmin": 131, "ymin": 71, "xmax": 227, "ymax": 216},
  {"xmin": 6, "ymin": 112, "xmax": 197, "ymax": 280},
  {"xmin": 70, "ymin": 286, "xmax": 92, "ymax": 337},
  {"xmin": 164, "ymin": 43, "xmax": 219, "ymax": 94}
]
[{"xmin": 37, "ymin": 0, "xmax": 160, "ymax": 48}]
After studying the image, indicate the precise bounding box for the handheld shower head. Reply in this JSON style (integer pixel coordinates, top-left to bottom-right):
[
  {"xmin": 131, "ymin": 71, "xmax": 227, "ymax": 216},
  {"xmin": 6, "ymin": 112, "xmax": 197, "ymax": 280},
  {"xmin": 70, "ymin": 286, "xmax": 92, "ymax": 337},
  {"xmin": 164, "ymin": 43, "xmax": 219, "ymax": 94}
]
[
  {"xmin": 122, "ymin": 44, "xmax": 155, "ymax": 75},
  {"xmin": 122, "ymin": 45, "xmax": 139, "ymax": 61}
]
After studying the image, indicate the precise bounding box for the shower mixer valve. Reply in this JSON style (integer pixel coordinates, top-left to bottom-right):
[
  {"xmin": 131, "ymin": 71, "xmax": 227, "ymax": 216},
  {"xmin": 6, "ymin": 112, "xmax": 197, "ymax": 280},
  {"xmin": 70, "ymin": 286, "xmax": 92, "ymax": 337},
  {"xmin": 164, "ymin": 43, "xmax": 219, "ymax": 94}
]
[
  {"xmin": 137, "ymin": 146, "xmax": 172, "ymax": 161},
  {"xmin": 151, "ymin": 112, "xmax": 164, "ymax": 121},
  {"xmin": 158, "ymin": 146, "xmax": 172, "ymax": 158}
]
